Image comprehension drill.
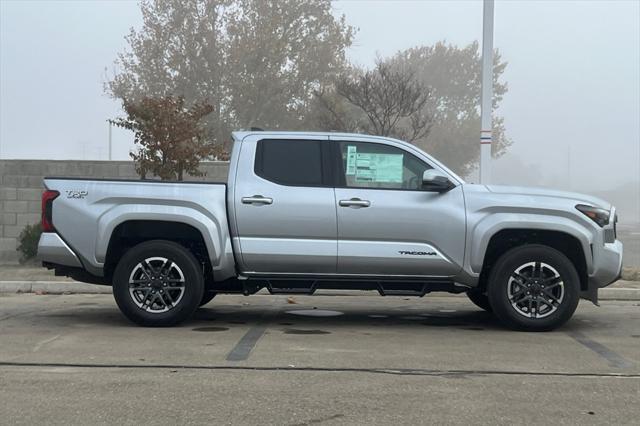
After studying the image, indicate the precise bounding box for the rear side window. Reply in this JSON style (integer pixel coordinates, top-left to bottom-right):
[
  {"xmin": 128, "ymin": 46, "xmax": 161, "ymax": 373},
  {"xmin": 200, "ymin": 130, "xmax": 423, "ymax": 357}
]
[{"xmin": 255, "ymin": 139, "xmax": 324, "ymax": 186}]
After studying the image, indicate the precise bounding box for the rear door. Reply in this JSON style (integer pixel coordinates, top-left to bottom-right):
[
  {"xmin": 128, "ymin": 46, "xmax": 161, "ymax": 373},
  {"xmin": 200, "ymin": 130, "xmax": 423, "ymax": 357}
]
[
  {"xmin": 331, "ymin": 137, "xmax": 466, "ymax": 277},
  {"xmin": 232, "ymin": 135, "xmax": 337, "ymax": 274}
]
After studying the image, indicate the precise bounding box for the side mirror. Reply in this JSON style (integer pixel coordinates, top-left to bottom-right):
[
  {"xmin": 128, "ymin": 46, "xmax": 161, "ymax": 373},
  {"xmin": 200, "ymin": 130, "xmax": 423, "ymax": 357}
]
[{"xmin": 422, "ymin": 169, "xmax": 455, "ymax": 193}]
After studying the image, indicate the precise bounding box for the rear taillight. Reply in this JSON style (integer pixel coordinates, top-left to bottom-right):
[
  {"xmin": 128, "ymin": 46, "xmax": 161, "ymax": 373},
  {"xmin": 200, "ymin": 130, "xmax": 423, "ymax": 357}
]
[{"xmin": 41, "ymin": 190, "xmax": 59, "ymax": 232}]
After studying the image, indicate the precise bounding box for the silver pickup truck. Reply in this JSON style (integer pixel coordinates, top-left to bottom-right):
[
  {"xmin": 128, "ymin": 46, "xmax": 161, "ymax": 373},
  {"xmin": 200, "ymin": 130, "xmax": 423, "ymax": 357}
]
[{"xmin": 37, "ymin": 131, "xmax": 623, "ymax": 330}]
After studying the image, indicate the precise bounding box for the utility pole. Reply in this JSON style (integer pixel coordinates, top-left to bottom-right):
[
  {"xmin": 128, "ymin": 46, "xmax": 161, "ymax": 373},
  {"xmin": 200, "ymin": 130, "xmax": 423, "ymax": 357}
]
[
  {"xmin": 107, "ymin": 120, "xmax": 113, "ymax": 160},
  {"xmin": 479, "ymin": 0, "xmax": 494, "ymax": 184}
]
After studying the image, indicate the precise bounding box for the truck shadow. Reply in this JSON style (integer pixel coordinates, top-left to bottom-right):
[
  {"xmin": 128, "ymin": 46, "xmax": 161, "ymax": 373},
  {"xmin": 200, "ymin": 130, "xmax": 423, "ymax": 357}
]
[
  {"xmin": 27, "ymin": 300, "xmax": 607, "ymax": 333},
  {"xmin": 192, "ymin": 305, "xmax": 504, "ymax": 331},
  {"xmin": 34, "ymin": 303, "xmax": 503, "ymax": 330}
]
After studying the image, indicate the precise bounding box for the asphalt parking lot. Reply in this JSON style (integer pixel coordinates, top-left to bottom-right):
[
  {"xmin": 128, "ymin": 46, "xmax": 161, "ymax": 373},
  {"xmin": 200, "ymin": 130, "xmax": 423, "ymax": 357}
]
[{"xmin": 1, "ymin": 292, "xmax": 639, "ymax": 425}]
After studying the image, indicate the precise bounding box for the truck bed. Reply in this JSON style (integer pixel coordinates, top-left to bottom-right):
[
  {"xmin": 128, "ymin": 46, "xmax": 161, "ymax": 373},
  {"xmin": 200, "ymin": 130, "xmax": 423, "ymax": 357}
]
[{"xmin": 42, "ymin": 177, "xmax": 234, "ymax": 280}]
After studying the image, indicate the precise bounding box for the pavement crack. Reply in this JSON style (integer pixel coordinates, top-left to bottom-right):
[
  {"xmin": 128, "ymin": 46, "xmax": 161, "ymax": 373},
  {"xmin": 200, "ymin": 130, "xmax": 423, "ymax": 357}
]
[
  {"xmin": 289, "ymin": 413, "xmax": 345, "ymax": 426},
  {"xmin": 0, "ymin": 361, "xmax": 638, "ymax": 379},
  {"xmin": 32, "ymin": 334, "xmax": 61, "ymax": 353}
]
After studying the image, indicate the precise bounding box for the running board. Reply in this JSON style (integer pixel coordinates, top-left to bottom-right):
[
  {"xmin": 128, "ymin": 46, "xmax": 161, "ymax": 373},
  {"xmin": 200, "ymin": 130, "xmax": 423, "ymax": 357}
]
[{"xmin": 211, "ymin": 277, "xmax": 468, "ymax": 296}]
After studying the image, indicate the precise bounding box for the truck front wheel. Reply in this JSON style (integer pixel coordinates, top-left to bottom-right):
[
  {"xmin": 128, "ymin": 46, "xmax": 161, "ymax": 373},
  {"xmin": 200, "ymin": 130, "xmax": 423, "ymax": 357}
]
[
  {"xmin": 487, "ymin": 244, "xmax": 580, "ymax": 331},
  {"xmin": 112, "ymin": 240, "xmax": 204, "ymax": 327}
]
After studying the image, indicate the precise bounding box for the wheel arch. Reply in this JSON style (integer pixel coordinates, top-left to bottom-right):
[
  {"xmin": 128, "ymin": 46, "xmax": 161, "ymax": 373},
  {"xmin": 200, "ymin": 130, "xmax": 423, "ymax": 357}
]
[
  {"xmin": 477, "ymin": 228, "xmax": 589, "ymax": 292},
  {"xmin": 104, "ymin": 220, "xmax": 215, "ymax": 282},
  {"xmin": 95, "ymin": 204, "xmax": 236, "ymax": 283}
]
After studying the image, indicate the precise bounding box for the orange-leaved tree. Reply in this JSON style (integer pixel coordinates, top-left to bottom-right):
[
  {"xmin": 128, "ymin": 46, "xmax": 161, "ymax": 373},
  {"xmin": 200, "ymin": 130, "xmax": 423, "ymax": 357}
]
[{"xmin": 112, "ymin": 96, "xmax": 217, "ymax": 180}]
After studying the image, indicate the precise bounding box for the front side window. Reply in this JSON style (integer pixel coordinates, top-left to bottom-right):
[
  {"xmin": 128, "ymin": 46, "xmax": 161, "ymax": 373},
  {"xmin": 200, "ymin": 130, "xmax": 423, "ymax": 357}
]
[
  {"xmin": 255, "ymin": 139, "xmax": 324, "ymax": 186},
  {"xmin": 338, "ymin": 141, "xmax": 432, "ymax": 190}
]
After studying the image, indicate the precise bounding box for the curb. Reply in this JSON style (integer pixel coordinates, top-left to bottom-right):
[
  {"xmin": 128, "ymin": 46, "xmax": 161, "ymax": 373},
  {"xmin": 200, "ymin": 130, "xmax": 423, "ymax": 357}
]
[
  {"xmin": 598, "ymin": 288, "xmax": 640, "ymax": 301},
  {"xmin": 0, "ymin": 281, "xmax": 638, "ymax": 300},
  {"xmin": 0, "ymin": 281, "xmax": 111, "ymax": 294}
]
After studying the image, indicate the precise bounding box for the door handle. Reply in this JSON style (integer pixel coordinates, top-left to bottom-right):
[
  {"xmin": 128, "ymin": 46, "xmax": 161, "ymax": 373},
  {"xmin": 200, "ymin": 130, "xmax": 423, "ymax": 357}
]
[
  {"xmin": 241, "ymin": 195, "xmax": 273, "ymax": 205},
  {"xmin": 339, "ymin": 198, "xmax": 371, "ymax": 208}
]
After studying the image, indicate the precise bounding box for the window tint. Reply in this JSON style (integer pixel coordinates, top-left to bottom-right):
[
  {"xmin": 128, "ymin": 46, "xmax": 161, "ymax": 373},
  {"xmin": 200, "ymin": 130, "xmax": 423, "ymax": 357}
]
[
  {"xmin": 255, "ymin": 139, "xmax": 323, "ymax": 186},
  {"xmin": 339, "ymin": 142, "xmax": 432, "ymax": 190}
]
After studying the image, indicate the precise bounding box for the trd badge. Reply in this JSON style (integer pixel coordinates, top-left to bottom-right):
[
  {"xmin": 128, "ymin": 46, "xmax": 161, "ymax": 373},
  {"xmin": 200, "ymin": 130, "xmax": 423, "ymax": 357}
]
[{"xmin": 65, "ymin": 190, "xmax": 88, "ymax": 199}]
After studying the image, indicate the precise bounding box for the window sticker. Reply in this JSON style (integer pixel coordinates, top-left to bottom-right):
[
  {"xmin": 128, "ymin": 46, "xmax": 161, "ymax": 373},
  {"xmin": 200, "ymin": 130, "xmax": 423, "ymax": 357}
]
[
  {"xmin": 354, "ymin": 152, "xmax": 404, "ymax": 183},
  {"xmin": 346, "ymin": 145, "xmax": 357, "ymax": 175}
]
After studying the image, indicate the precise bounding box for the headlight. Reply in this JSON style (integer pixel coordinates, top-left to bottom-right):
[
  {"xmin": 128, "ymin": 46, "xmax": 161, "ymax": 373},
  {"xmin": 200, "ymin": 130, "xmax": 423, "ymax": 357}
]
[{"xmin": 576, "ymin": 204, "xmax": 610, "ymax": 227}]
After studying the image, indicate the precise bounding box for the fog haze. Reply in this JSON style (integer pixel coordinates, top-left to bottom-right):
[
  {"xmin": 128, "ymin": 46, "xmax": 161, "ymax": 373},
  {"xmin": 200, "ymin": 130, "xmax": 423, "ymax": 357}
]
[{"xmin": 1, "ymin": 0, "xmax": 638, "ymax": 219}]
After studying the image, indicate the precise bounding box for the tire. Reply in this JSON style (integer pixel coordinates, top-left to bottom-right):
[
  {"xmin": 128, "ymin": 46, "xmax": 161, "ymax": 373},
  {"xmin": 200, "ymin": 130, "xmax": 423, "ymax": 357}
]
[
  {"xmin": 112, "ymin": 240, "xmax": 204, "ymax": 327},
  {"xmin": 466, "ymin": 289, "xmax": 493, "ymax": 312},
  {"xmin": 487, "ymin": 244, "xmax": 580, "ymax": 331},
  {"xmin": 199, "ymin": 292, "xmax": 217, "ymax": 307}
]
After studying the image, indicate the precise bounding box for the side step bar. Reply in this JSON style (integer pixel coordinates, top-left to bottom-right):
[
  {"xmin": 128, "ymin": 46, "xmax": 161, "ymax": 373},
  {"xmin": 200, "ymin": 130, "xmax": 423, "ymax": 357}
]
[
  {"xmin": 263, "ymin": 280, "xmax": 466, "ymax": 297},
  {"xmin": 211, "ymin": 277, "xmax": 470, "ymax": 297}
]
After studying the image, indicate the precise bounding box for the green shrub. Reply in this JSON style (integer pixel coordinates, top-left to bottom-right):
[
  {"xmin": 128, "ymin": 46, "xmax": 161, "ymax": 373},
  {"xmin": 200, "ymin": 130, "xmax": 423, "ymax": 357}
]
[{"xmin": 16, "ymin": 223, "xmax": 42, "ymax": 264}]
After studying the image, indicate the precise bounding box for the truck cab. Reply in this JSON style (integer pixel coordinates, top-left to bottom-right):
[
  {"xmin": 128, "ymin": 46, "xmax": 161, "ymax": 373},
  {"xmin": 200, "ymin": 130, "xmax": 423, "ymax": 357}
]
[{"xmin": 229, "ymin": 132, "xmax": 465, "ymax": 278}]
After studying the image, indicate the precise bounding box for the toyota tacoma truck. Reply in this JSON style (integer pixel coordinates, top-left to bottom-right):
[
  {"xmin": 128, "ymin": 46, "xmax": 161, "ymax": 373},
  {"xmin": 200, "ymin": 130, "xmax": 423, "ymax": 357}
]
[{"xmin": 37, "ymin": 131, "xmax": 623, "ymax": 330}]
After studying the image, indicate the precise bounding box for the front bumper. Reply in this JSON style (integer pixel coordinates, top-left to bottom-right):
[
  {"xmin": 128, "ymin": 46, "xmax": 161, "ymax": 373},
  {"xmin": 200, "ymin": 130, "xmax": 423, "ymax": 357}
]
[
  {"xmin": 590, "ymin": 239, "xmax": 624, "ymax": 288},
  {"xmin": 582, "ymin": 239, "xmax": 623, "ymax": 305},
  {"xmin": 37, "ymin": 232, "xmax": 82, "ymax": 268}
]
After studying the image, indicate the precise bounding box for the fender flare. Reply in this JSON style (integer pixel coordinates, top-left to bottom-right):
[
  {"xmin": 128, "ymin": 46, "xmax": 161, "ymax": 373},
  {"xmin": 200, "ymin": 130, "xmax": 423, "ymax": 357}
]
[
  {"xmin": 466, "ymin": 213, "xmax": 594, "ymax": 275},
  {"xmin": 94, "ymin": 204, "xmax": 228, "ymax": 271}
]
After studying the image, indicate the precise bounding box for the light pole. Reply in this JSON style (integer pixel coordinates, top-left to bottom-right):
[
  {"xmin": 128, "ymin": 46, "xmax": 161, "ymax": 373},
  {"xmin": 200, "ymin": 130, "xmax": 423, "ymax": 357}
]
[{"xmin": 479, "ymin": 0, "xmax": 494, "ymax": 184}]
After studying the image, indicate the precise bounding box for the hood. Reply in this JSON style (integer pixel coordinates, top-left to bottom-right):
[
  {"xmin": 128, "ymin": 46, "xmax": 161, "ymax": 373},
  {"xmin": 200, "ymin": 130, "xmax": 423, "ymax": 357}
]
[{"xmin": 484, "ymin": 185, "xmax": 612, "ymax": 210}]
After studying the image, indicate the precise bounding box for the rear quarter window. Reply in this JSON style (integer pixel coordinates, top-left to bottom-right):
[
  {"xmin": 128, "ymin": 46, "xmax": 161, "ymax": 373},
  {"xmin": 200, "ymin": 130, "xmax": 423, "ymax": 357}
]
[{"xmin": 254, "ymin": 139, "xmax": 324, "ymax": 186}]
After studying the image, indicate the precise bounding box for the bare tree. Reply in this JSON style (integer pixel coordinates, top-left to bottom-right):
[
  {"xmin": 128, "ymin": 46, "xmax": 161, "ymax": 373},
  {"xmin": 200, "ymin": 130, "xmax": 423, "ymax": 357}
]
[
  {"xmin": 312, "ymin": 42, "xmax": 511, "ymax": 177},
  {"xmin": 311, "ymin": 86, "xmax": 360, "ymax": 133},
  {"xmin": 315, "ymin": 60, "xmax": 432, "ymax": 142}
]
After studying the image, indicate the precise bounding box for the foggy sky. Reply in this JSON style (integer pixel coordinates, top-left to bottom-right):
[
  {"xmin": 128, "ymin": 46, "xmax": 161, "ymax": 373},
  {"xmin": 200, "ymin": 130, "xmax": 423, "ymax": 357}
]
[{"xmin": 1, "ymin": 1, "xmax": 639, "ymax": 200}]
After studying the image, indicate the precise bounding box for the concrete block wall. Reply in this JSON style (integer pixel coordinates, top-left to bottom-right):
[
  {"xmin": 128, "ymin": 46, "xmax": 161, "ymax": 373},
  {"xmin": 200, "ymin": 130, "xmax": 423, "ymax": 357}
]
[{"xmin": 0, "ymin": 160, "xmax": 229, "ymax": 264}]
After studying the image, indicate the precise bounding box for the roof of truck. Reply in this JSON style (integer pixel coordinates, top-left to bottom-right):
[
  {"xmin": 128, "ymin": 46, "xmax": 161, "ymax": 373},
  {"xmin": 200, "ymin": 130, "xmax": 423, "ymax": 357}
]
[{"xmin": 231, "ymin": 130, "xmax": 401, "ymax": 143}]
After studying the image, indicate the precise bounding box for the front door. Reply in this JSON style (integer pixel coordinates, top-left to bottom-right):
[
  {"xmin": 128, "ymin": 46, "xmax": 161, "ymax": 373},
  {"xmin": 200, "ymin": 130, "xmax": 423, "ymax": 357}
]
[
  {"xmin": 332, "ymin": 138, "xmax": 466, "ymax": 277},
  {"xmin": 233, "ymin": 136, "xmax": 337, "ymax": 274}
]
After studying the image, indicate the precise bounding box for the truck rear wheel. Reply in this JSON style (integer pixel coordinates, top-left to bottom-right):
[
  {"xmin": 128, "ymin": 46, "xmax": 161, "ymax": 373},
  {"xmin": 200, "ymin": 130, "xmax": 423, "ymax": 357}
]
[
  {"xmin": 487, "ymin": 244, "xmax": 580, "ymax": 331},
  {"xmin": 199, "ymin": 292, "xmax": 217, "ymax": 307},
  {"xmin": 112, "ymin": 240, "xmax": 204, "ymax": 327}
]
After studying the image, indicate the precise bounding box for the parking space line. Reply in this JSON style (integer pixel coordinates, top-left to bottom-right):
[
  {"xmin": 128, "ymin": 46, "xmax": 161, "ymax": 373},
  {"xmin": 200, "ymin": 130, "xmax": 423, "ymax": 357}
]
[
  {"xmin": 566, "ymin": 330, "xmax": 634, "ymax": 369},
  {"xmin": 226, "ymin": 309, "xmax": 278, "ymax": 362}
]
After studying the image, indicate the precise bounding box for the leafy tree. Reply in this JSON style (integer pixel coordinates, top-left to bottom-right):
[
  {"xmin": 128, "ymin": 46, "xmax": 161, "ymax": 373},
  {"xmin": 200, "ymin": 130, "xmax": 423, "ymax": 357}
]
[
  {"xmin": 111, "ymin": 96, "xmax": 215, "ymax": 180},
  {"xmin": 313, "ymin": 41, "xmax": 511, "ymax": 177},
  {"xmin": 107, "ymin": 0, "xmax": 354, "ymax": 154}
]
